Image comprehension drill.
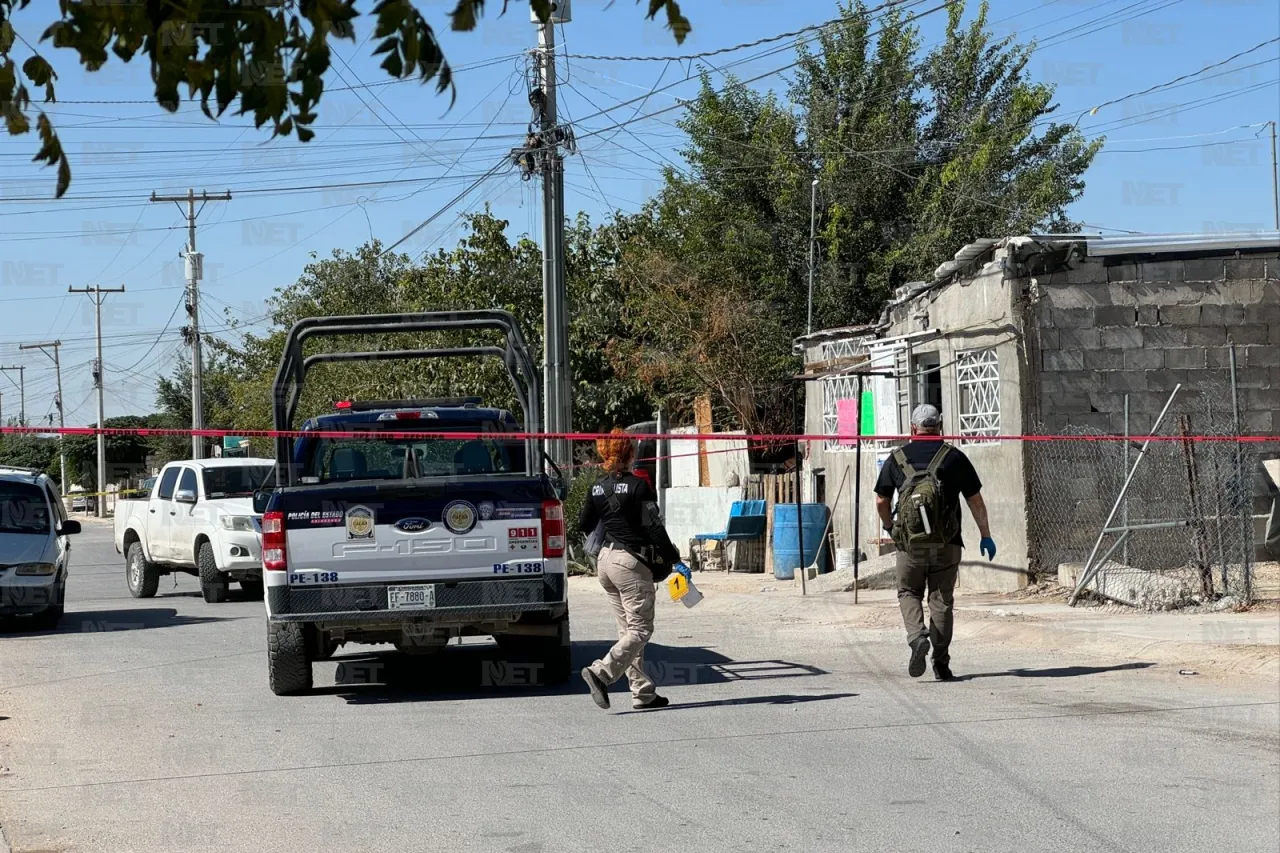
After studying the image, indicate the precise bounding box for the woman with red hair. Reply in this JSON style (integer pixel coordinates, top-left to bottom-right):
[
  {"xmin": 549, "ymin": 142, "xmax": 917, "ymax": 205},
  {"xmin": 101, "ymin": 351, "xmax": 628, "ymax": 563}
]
[{"xmin": 576, "ymin": 428, "xmax": 686, "ymax": 711}]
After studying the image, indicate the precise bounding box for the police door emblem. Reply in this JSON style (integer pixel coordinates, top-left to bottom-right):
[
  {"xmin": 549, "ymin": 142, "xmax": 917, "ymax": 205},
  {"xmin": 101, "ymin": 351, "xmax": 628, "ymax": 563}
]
[{"xmin": 345, "ymin": 506, "xmax": 375, "ymax": 540}]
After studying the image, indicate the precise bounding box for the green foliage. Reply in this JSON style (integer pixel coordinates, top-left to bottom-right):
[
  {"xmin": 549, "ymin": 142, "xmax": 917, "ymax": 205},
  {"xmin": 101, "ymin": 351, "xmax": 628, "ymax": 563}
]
[
  {"xmin": 0, "ymin": 0, "xmax": 691, "ymax": 197},
  {"xmin": 0, "ymin": 429, "xmax": 58, "ymax": 482},
  {"xmin": 609, "ymin": 0, "xmax": 1101, "ymax": 433},
  {"xmin": 60, "ymin": 415, "xmax": 153, "ymax": 490},
  {"xmin": 150, "ymin": 359, "xmax": 237, "ymax": 465},
  {"xmin": 222, "ymin": 211, "xmax": 650, "ymax": 434}
]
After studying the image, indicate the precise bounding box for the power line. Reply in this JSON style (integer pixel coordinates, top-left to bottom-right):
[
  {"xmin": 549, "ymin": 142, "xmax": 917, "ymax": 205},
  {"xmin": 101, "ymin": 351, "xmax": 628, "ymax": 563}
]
[
  {"xmin": 561, "ymin": 14, "xmax": 867, "ymax": 62},
  {"xmin": 1074, "ymin": 37, "xmax": 1280, "ymax": 125},
  {"xmin": 380, "ymin": 160, "xmax": 512, "ymax": 256}
]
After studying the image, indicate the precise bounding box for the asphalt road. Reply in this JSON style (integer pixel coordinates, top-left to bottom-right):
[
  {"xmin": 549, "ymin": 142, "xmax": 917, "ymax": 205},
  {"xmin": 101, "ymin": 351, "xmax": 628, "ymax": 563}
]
[{"xmin": 1, "ymin": 523, "xmax": 1277, "ymax": 853}]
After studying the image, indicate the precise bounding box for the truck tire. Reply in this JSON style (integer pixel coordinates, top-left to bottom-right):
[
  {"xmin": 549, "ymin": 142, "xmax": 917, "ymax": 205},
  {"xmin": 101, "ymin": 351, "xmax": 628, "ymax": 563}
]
[
  {"xmin": 539, "ymin": 617, "xmax": 572, "ymax": 685},
  {"xmin": 126, "ymin": 542, "xmax": 160, "ymax": 599},
  {"xmin": 495, "ymin": 616, "xmax": 571, "ymax": 686},
  {"xmin": 267, "ymin": 622, "xmax": 313, "ymax": 695},
  {"xmin": 198, "ymin": 542, "xmax": 228, "ymax": 604},
  {"xmin": 240, "ymin": 578, "xmax": 265, "ymax": 600}
]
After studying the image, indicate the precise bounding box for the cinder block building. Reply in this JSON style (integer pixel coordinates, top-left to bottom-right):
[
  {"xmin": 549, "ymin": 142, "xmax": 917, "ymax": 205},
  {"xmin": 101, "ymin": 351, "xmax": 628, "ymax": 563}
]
[{"xmin": 798, "ymin": 232, "xmax": 1280, "ymax": 594}]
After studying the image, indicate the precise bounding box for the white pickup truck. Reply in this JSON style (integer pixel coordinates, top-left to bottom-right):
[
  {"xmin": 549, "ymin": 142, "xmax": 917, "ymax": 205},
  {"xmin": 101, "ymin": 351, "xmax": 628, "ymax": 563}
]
[{"xmin": 114, "ymin": 457, "xmax": 275, "ymax": 603}]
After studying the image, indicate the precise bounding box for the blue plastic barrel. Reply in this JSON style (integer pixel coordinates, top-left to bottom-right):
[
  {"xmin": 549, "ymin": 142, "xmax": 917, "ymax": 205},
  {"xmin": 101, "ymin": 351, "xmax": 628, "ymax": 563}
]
[{"xmin": 772, "ymin": 503, "xmax": 829, "ymax": 580}]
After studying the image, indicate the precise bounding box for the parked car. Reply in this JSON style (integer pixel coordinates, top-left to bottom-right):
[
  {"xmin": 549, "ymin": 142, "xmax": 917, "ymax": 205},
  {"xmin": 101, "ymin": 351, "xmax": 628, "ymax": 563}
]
[
  {"xmin": 0, "ymin": 465, "xmax": 81, "ymax": 628},
  {"xmin": 119, "ymin": 476, "xmax": 157, "ymax": 501},
  {"xmin": 114, "ymin": 458, "xmax": 275, "ymax": 603},
  {"xmin": 69, "ymin": 487, "xmax": 95, "ymax": 514}
]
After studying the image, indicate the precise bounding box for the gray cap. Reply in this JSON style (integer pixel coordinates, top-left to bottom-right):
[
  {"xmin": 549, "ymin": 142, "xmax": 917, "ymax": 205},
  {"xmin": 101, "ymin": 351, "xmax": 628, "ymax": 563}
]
[{"xmin": 911, "ymin": 404, "xmax": 942, "ymax": 429}]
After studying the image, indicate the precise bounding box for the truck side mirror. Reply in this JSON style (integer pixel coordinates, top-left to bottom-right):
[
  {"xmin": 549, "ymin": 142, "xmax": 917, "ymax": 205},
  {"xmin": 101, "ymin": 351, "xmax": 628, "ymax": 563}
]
[
  {"xmin": 175, "ymin": 489, "xmax": 197, "ymax": 505},
  {"xmin": 252, "ymin": 491, "xmax": 271, "ymax": 515},
  {"xmin": 59, "ymin": 519, "xmax": 81, "ymax": 535}
]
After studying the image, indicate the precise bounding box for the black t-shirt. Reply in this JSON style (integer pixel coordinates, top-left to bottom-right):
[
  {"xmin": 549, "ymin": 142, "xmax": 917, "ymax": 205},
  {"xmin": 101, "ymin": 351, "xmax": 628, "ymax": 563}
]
[
  {"xmin": 576, "ymin": 471, "xmax": 681, "ymax": 566},
  {"xmin": 874, "ymin": 440, "xmax": 982, "ymax": 547}
]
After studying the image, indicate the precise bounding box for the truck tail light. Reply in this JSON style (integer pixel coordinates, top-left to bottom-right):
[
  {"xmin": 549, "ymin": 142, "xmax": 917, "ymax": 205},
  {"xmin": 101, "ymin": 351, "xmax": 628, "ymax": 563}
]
[
  {"xmin": 541, "ymin": 500, "xmax": 565, "ymax": 558},
  {"xmin": 262, "ymin": 511, "xmax": 287, "ymax": 571}
]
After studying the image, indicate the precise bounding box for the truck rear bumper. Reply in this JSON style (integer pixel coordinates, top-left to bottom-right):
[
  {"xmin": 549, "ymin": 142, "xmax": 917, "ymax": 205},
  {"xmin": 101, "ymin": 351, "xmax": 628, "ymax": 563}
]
[{"xmin": 265, "ymin": 574, "xmax": 567, "ymax": 625}]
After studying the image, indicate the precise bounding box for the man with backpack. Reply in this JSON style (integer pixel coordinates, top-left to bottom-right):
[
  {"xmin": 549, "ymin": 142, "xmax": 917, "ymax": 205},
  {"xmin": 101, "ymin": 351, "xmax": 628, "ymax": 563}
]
[{"xmin": 873, "ymin": 404, "xmax": 995, "ymax": 681}]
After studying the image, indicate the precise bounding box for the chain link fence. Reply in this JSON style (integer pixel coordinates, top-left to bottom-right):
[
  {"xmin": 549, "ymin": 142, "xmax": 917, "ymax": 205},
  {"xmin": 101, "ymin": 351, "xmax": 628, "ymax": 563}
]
[{"xmin": 1027, "ymin": 378, "xmax": 1265, "ymax": 609}]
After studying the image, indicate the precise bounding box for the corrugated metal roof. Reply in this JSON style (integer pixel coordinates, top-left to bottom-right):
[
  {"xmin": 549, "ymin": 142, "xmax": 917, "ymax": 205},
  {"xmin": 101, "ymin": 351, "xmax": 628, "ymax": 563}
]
[{"xmin": 1084, "ymin": 231, "xmax": 1280, "ymax": 257}]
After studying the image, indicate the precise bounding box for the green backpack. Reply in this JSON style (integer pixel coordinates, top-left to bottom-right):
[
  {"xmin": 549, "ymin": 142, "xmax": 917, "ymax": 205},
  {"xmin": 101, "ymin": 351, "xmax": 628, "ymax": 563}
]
[{"xmin": 891, "ymin": 444, "xmax": 960, "ymax": 550}]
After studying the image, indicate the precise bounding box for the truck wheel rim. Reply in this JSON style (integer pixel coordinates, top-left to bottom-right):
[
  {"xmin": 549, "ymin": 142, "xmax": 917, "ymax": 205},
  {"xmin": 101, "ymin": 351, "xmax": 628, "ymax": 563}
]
[{"xmin": 129, "ymin": 556, "xmax": 140, "ymax": 588}]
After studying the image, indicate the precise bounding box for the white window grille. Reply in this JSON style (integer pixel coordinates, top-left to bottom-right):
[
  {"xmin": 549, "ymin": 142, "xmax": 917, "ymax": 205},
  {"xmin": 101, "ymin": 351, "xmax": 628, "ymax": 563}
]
[
  {"xmin": 822, "ymin": 375, "xmax": 861, "ymax": 452},
  {"xmin": 820, "ymin": 338, "xmax": 861, "ymax": 363},
  {"xmin": 956, "ymin": 348, "xmax": 1001, "ymax": 443}
]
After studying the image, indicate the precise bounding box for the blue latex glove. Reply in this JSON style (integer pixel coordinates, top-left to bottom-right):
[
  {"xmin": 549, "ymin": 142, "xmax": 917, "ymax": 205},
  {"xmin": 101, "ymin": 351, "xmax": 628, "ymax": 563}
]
[
  {"xmin": 980, "ymin": 537, "xmax": 997, "ymax": 561},
  {"xmin": 674, "ymin": 562, "xmax": 692, "ymax": 582}
]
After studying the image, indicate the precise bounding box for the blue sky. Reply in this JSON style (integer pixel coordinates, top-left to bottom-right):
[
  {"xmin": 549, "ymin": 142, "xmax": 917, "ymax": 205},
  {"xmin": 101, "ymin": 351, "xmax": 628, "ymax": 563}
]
[{"xmin": 1, "ymin": 0, "xmax": 1277, "ymax": 425}]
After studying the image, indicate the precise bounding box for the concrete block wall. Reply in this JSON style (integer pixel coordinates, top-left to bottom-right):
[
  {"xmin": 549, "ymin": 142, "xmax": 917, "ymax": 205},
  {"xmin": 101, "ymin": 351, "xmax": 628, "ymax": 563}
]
[{"xmin": 1030, "ymin": 251, "xmax": 1280, "ymax": 436}]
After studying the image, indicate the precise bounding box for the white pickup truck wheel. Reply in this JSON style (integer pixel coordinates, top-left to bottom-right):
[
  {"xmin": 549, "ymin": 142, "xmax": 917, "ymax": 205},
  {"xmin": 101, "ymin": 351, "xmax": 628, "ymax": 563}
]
[
  {"xmin": 198, "ymin": 542, "xmax": 229, "ymax": 604},
  {"xmin": 239, "ymin": 578, "xmax": 264, "ymax": 600},
  {"xmin": 268, "ymin": 622, "xmax": 313, "ymax": 695},
  {"xmin": 126, "ymin": 542, "xmax": 159, "ymax": 599}
]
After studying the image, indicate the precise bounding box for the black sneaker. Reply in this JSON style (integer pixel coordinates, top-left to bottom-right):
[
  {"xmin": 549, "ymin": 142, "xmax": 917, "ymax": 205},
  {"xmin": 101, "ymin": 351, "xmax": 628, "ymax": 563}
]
[
  {"xmin": 908, "ymin": 637, "xmax": 931, "ymax": 678},
  {"xmin": 581, "ymin": 667, "xmax": 610, "ymax": 709},
  {"xmin": 633, "ymin": 695, "xmax": 670, "ymax": 710},
  {"xmin": 933, "ymin": 661, "xmax": 956, "ymax": 682}
]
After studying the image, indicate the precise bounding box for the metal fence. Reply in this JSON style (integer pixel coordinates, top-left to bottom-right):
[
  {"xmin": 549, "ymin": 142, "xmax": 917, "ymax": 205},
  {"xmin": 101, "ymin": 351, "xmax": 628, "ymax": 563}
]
[{"xmin": 1026, "ymin": 379, "xmax": 1265, "ymax": 608}]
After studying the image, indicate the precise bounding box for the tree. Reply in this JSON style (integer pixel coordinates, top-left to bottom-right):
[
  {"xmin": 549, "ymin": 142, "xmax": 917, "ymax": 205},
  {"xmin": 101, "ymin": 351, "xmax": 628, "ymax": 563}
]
[
  {"xmin": 606, "ymin": 0, "xmax": 1100, "ymax": 434},
  {"xmin": 0, "ymin": 0, "xmax": 691, "ymax": 197},
  {"xmin": 152, "ymin": 359, "xmax": 237, "ymax": 464},
  {"xmin": 794, "ymin": 1, "xmax": 1101, "ymax": 321},
  {"xmin": 222, "ymin": 210, "xmax": 651, "ymax": 436},
  {"xmin": 0, "ymin": 427, "xmax": 58, "ymax": 481},
  {"xmin": 610, "ymin": 247, "xmax": 797, "ymax": 438},
  {"xmin": 61, "ymin": 415, "xmax": 154, "ymax": 489}
]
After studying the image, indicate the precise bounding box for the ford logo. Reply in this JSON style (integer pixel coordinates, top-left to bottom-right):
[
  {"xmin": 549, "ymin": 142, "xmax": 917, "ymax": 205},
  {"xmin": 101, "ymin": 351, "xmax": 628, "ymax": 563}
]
[{"xmin": 394, "ymin": 517, "xmax": 431, "ymax": 533}]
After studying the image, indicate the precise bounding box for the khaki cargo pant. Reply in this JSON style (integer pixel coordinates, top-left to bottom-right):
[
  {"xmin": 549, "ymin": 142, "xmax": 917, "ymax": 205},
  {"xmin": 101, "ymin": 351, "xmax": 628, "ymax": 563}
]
[
  {"xmin": 587, "ymin": 545, "xmax": 657, "ymax": 703},
  {"xmin": 895, "ymin": 543, "xmax": 962, "ymax": 665}
]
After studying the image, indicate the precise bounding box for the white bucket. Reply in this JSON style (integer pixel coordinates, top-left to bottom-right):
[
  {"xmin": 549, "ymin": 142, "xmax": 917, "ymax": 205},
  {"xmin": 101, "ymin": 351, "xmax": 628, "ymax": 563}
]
[{"xmin": 836, "ymin": 548, "xmax": 855, "ymax": 573}]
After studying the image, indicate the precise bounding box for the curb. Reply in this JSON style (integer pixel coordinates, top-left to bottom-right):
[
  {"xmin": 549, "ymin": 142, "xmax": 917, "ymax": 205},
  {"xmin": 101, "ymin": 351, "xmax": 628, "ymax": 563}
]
[
  {"xmin": 655, "ymin": 578, "xmax": 1280, "ymax": 681},
  {"xmin": 950, "ymin": 615, "xmax": 1280, "ymax": 679}
]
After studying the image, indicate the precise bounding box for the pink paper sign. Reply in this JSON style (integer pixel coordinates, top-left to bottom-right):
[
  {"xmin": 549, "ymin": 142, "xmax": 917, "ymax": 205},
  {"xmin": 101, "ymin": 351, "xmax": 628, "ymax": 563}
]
[{"xmin": 836, "ymin": 398, "xmax": 860, "ymax": 446}]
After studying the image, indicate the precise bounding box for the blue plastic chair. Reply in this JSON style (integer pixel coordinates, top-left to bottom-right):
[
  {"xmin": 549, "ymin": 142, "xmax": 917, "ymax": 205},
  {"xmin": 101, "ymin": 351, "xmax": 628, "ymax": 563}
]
[
  {"xmin": 691, "ymin": 501, "xmax": 767, "ymax": 573},
  {"xmin": 695, "ymin": 500, "xmax": 767, "ymax": 543}
]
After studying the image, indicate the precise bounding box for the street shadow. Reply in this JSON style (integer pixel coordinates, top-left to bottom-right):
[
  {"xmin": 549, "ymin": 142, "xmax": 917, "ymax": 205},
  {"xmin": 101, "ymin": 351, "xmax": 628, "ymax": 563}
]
[
  {"xmin": 613, "ymin": 692, "xmax": 858, "ymax": 715},
  {"xmin": 956, "ymin": 662, "xmax": 1156, "ymax": 681},
  {"xmin": 0, "ymin": 608, "xmax": 235, "ymax": 636},
  {"xmin": 324, "ymin": 641, "xmax": 829, "ymax": 705}
]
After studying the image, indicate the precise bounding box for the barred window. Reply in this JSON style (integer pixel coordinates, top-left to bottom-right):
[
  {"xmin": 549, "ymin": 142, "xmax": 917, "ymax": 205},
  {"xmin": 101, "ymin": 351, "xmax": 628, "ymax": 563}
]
[
  {"xmin": 822, "ymin": 375, "xmax": 860, "ymax": 452},
  {"xmin": 956, "ymin": 348, "xmax": 1000, "ymax": 443}
]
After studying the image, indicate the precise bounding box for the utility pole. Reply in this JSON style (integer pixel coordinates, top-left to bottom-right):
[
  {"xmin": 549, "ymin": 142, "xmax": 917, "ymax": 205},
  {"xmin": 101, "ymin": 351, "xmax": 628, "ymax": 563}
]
[
  {"xmin": 530, "ymin": 2, "xmax": 572, "ymax": 468},
  {"xmin": 18, "ymin": 341, "xmax": 65, "ymax": 495},
  {"xmin": 807, "ymin": 178, "xmax": 818, "ymax": 335},
  {"xmin": 0, "ymin": 365, "xmax": 25, "ymax": 427},
  {"xmin": 70, "ymin": 286, "xmax": 125, "ymax": 518},
  {"xmin": 1270, "ymin": 120, "xmax": 1278, "ymax": 231},
  {"xmin": 150, "ymin": 188, "xmax": 231, "ymax": 459}
]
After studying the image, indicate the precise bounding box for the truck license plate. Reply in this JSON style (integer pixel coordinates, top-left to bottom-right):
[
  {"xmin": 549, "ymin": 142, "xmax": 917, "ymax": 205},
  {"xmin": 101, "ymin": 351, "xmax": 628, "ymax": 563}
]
[{"xmin": 387, "ymin": 585, "xmax": 436, "ymax": 610}]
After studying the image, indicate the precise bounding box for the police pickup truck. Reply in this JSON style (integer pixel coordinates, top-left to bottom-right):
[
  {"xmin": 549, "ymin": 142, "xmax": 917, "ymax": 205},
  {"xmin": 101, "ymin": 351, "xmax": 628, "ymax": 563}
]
[{"xmin": 252, "ymin": 310, "xmax": 569, "ymax": 695}]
